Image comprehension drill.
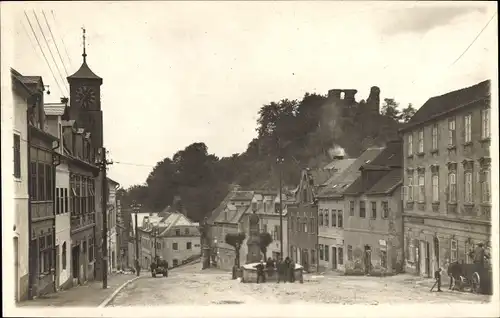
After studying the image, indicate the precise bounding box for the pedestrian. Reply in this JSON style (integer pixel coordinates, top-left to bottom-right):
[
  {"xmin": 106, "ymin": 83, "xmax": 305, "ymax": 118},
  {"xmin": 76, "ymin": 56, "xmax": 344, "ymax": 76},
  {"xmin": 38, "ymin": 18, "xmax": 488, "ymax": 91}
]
[
  {"xmin": 431, "ymin": 268, "xmax": 443, "ymax": 292},
  {"xmin": 277, "ymin": 258, "xmax": 286, "ymax": 283},
  {"xmin": 255, "ymin": 260, "xmax": 266, "ymax": 283},
  {"xmin": 135, "ymin": 259, "xmax": 141, "ymax": 276}
]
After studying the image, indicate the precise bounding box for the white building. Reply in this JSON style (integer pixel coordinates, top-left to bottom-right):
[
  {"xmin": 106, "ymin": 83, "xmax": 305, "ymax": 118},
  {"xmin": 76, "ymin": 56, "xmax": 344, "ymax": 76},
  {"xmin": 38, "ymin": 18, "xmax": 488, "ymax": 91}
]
[
  {"xmin": 10, "ymin": 69, "xmax": 31, "ymax": 301},
  {"xmin": 107, "ymin": 178, "xmax": 120, "ymax": 273},
  {"xmin": 44, "ymin": 101, "xmax": 72, "ymax": 289}
]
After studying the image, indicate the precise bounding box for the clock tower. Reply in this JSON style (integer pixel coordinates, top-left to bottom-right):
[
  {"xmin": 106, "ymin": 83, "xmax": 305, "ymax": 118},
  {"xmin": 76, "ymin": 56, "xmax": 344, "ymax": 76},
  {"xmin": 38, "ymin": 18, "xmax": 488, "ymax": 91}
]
[{"xmin": 67, "ymin": 28, "xmax": 104, "ymax": 148}]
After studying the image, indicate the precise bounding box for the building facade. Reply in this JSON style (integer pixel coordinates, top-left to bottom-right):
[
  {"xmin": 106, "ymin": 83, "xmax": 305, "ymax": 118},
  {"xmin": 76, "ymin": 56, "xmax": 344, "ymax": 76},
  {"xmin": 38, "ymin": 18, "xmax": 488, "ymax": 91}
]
[
  {"xmin": 11, "ymin": 69, "xmax": 32, "ymax": 301},
  {"xmin": 45, "ymin": 101, "xmax": 73, "ymax": 290},
  {"xmin": 401, "ymin": 80, "xmax": 491, "ymax": 281},
  {"xmin": 343, "ymin": 140, "xmax": 404, "ymax": 276},
  {"xmin": 288, "ymin": 169, "xmax": 318, "ymax": 272},
  {"xmin": 107, "ymin": 178, "xmax": 120, "ymax": 272}
]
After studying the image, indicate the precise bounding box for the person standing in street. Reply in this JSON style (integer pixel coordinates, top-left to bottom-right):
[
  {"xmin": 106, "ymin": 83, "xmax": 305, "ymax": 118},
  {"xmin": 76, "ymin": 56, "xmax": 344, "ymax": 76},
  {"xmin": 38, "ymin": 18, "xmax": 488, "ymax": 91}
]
[
  {"xmin": 255, "ymin": 260, "xmax": 266, "ymax": 283},
  {"xmin": 431, "ymin": 268, "xmax": 443, "ymax": 292},
  {"xmin": 277, "ymin": 258, "xmax": 285, "ymax": 283}
]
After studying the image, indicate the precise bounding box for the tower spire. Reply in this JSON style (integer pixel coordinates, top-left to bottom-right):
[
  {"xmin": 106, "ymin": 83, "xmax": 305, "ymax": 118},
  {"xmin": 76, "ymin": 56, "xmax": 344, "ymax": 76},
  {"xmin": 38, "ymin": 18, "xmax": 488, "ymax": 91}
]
[{"xmin": 82, "ymin": 26, "xmax": 87, "ymax": 63}]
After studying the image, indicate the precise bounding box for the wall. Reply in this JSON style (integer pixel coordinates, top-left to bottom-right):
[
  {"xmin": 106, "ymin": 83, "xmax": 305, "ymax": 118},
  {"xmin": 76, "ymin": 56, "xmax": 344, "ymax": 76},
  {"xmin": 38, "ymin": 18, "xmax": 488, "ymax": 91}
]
[
  {"xmin": 55, "ymin": 162, "xmax": 71, "ymax": 289},
  {"xmin": 402, "ymin": 102, "xmax": 491, "ymax": 278},
  {"xmin": 160, "ymin": 233, "xmax": 201, "ymax": 267},
  {"xmin": 344, "ymin": 188, "xmax": 403, "ymax": 275},
  {"xmin": 13, "ymin": 91, "xmax": 30, "ymax": 301},
  {"xmin": 318, "ymin": 199, "xmax": 345, "ymax": 271},
  {"xmin": 287, "ymin": 203, "xmax": 318, "ymax": 272}
]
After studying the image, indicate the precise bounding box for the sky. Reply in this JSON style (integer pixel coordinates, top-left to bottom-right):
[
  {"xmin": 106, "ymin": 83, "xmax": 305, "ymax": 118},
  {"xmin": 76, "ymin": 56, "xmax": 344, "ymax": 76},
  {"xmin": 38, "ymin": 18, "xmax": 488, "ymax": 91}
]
[{"xmin": 4, "ymin": 1, "xmax": 497, "ymax": 188}]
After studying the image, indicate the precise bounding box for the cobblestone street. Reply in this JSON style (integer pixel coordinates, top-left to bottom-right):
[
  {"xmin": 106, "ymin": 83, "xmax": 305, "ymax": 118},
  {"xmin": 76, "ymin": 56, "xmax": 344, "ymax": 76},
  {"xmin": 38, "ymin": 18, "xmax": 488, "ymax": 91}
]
[{"xmin": 109, "ymin": 263, "xmax": 491, "ymax": 306}]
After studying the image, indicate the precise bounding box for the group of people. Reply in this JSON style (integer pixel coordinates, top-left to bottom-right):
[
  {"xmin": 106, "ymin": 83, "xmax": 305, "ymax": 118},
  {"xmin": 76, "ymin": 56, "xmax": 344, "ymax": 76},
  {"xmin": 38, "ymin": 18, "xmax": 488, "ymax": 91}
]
[
  {"xmin": 254, "ymin": 257, "xmax": 296, "ymax": 284},
  {"xmin": 431, "ymin": 242, "xmax": 489, "ymax": 292}
]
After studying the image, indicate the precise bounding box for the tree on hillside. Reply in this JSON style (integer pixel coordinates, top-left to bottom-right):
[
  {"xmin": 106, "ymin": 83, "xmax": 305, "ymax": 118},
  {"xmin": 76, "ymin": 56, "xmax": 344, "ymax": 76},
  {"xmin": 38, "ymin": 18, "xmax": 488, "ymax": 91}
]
[
  {"xmin": 258, "ymin": 232, "xmax": 273, "ymax": 260},
  {"xmin": 400, "ymin": 103, "xmax": 417, "ymax": 123},
  {"xmin": 381, "ymin": 98, "xmax": 401, "ymax": 122}
]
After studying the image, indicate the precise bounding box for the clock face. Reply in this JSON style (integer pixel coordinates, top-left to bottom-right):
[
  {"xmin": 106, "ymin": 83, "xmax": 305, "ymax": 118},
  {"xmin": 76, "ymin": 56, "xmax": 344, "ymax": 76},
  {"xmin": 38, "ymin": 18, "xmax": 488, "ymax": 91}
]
[{"xmin": 75, "ymin": 86, "xmax": 96, "ymax": 109}]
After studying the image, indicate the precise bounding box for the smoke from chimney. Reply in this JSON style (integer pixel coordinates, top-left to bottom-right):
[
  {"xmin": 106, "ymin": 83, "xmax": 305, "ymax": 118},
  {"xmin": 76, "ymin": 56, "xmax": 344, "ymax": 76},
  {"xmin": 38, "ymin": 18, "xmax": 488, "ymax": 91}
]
[{"xmin": 328, "ymin": 145, "xmax": 346, "ymax": 159}]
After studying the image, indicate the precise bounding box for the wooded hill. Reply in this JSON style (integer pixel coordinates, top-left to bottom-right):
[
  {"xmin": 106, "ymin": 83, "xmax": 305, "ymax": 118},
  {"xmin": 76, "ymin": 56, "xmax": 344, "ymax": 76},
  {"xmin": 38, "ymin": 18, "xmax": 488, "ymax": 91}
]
[{"xmin": 118, "ymin": 87, "xmax": 415, "ymax": 222}]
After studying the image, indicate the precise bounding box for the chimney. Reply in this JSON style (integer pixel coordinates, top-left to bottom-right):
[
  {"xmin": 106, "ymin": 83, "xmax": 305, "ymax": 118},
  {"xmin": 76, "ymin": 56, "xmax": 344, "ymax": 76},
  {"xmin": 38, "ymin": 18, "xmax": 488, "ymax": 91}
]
[{"xmin": 366, "ymin": 86, "xmax": 381, "ymax": 113}]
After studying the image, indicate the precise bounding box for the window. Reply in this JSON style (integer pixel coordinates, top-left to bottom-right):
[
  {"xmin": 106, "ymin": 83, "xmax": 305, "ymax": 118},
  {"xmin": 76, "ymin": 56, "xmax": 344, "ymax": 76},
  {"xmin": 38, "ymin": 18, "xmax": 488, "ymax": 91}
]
[
  {"xmin": 331, "ymin": 210, "xmax": 337, "ymax": 227},
  {"xmin": 275, "ymin": 225, "xmax": 281, "ymax": 240},
  {"xmin": 349, "ymin": 201, "xmax": 355, "ymax": 216},
  {"xmin": 296, "ymin": 217, "xmax": 300, "ymax": 232},
  {"xmin": 64, "ymin": 189, "xmax": 69, "ymax": 213},
  {"xmin": 304, "ymin": 218, "xmax": 308, "ymax": 233},
  {"xmin": 432, "ymin": 124, "xmax": 438, "ymax": 150},
  {"xmin": 450, "ymin": 239, "xmax": 458, "ymax": 262},
  {"xmin": 464, "ymin": 171, "xmax": 473, "ymax": 203},
  {"xmin": 448, "ymin": 172, "xmax": 457, "ymax": 202},
  {"xmin": 263, "ymin": 224, "xmax": 268, "ymax": 233},
  {"xmin": 371, "ymin": 202, "xmax": 377, "ymax": 219},
  {"xmin": 75, "ymin": 175, "xmax": 81, "ymax": 214},
  {"xmin": 319, "ymin": 210, "xmax": 323, "ymax": 226},
  {"xmin": 324, "ymin": 244, "xmax": 329, "ymax": 262},
  {"xmin": 338, "ymin": 211, "xmax": 343, "ymax": 228},
  {"xmin": 481, "ymin": 170, "xmax": 491, "ymax": 203},
  {"xmin": 338, "ymin": 247, "xmax": 344, "ymax": 265},
  {"xmin": 347, "ymin": 245, "xmax": 353, "ymax": 261},
  {"xmin": 14, "ymin": 134, "xmax": 21, "ymax": 178},
  {"xmin": 173, "ymin": 259, "xmax": 178, "ymax": 267},
  {"xmin": 175, "ymin": 229, "xmax": 181, "ymax": 236},
  {"xmin": 184, "ymin": 228, "xmax": 189, "ymax": 235},
  {"xmin": 448, "ymin": 118, "xmax": 456, "ymax": 146},
  {"xmin": 319, "ymin": 244, "xmax": 324, "ymax": 260},
  {"xmin": 359, "ymin": 201, "xmax": 366, "ymax": 218},
  {"xmin": 30, "ymin": 162, "xmax": 37, "ymax": 200},
  {"xmin": 418, "ymin": 174, "xmax": 425, "ymax": 202},
  {"xmin": 62, "ymin": 242, "xmax": 67, "ymax": 269},
  {"xmin": 464, "ymin": 114, "xmax": 472, "ymax": 143},
  {"xmin": 418, "ymin": 129, "xmax": 424, "ymax": 153},
  {"xmin": 381, "ymin": 202, "xmax": 389, "ymax": 219},
  {"xmin": 38, "ymin": 162, "xmax": 45, "ymax": 201},
  {"xmin": 407, "ymin": 134, "xmax": 413, "ymax": 156},
  {"xmin": 309, "ymin": 218, "xmax": 315, "ymax": 234},
  {"xmin": 173, "ymin": 242, "xmax": 178, "ymax": 250},
  {"xmin": 82, "ymin": 178, "xmax": 87, "ymax": 214},
  {"xmin": 324, "ymin": 210, "xmax": 329, "ymax": 226},
  {"xmin": 408, "ymin": 176, "xmax": 414, "ymax": 201},
  {"xmin": 311, "ymin": 249, "xmax": 316, "ymax": 265},
  {"xmin": 481, "ymin": 109, "xmax": 490, "ymax": 139},
  {"xmin": 432, "ymin": 174, "xmax": 439, "ymax": 202},
  {"xmin": 186, "ymin": 242, "xmax": 192, "ymax": 250}
]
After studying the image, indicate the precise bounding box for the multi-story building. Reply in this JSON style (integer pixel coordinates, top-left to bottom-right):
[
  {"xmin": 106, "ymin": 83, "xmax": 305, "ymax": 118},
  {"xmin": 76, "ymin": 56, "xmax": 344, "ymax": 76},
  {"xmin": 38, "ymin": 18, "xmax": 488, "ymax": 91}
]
[
  {"xmin": 11, "ymin": 68, "xmax": 33, "ymax": 301},
  {"xmin": 44, "ymin": 100, "xmax": 73, "ymax": 290},
  {"xmin": 66, "ymin": 42, "xmax": 105, "ymax": 281},
  {"xmin": 343, "ymin": 140, "xmax": 404, "ymax": 275},
  {"xmin": 14, "ymin": 70, "xmax": 59, "ymax": 298},
  {"xmin": 316, "ymin": 152, "xmax": 379, "ymax": 272},
  {"xmin": 107, "ymin": 178, "xmax": 120, "ymax": 272},
  {"xmin": 400, "ymin": 80, "xmax": 491, "ymax": 280},
  {"xmin": 287, "ymin": 169, "xmax": 319, "ymax": 272}
]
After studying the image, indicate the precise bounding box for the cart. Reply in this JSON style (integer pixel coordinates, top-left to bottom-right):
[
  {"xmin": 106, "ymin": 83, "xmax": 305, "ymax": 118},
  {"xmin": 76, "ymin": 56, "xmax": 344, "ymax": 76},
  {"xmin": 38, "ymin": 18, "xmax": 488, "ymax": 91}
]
[
  {"xmin": 151, "ymin": 260, "xmax": 169, "ymax": 278},
  {"xmin": 454, "ymin": 262, "xmax": 492, "ymax": 295}
]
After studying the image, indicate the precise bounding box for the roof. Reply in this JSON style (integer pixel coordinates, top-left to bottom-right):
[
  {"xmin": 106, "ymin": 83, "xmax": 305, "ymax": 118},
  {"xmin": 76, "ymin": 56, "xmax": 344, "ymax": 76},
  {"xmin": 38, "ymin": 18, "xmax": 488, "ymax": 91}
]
[
  {"xmin": 67, "ymin": 61, "xmax": 102, "ymax": 80},
  {"xmin": 107, "ymin": 178, "xmax": 120, "ymax": 187},
  {"xmin": 213, "ymin": 204, "xmax": 248, "ymax": 224},
  {"xmin": 317, "ymin": 147, "xmax": 385, "ymax": 198},
  {"xmin": 11, "ymin": 68, "xmax": 44, "ymax": 96},
  {"xmin": 368, "ymin": 140, "xmax": 403, "ymax": 167},
  {"xmin": 402, "ymin": 80, "xmax": 490, "ymax": 131},
  {"xmin": 231, "ymin": 191, "xmax": 255, "ymax": 201},
  {"xmin": 365, "ymin": 168, "xmax": 403, "ymax": 195},
  {"xmin": 44, "ymin": 102, "xmax": 66, "ymax": 116}
]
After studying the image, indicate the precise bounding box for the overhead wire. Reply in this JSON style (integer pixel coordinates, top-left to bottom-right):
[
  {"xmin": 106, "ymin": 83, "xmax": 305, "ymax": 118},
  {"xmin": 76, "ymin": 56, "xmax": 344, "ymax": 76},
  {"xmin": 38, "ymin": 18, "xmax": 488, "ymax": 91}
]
[
  {"xmin": 41, "ymin": 10, "xmax": 70, "ymax": 78},
  {"xmin": 24, "ymin": 10, "xmax": 66, "ymax": 96},
  {"xmin": 51, "ymin": 10, "xmax": 73, "ymax": 70},
  {"xmin": 32, "ymin": 10, "xmax": 69, "ymax": 96}
]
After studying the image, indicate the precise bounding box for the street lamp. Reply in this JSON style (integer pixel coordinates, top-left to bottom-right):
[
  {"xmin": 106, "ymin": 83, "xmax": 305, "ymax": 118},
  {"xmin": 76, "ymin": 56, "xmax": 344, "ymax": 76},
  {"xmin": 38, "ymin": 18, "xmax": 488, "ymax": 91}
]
[
  {"xmin": 276, "ymin": 156, "xmax": 285, "ymax": 258},
  {"xmin": 131, "ymin": 201, "xmax": 142, "ymax": 276}
]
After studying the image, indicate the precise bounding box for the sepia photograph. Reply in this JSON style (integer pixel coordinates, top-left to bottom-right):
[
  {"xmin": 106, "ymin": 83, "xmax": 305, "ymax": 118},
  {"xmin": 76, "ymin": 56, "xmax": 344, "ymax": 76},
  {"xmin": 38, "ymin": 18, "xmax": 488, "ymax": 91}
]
[{"xmin": 1, "ymin": 1, "xmax": 498, "ymax": 317}]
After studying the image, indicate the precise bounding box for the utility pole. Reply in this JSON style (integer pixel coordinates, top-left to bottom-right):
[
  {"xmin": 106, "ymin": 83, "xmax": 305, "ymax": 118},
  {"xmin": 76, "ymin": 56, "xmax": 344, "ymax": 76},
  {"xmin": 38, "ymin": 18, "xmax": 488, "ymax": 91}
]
[
  {"xmin": 97, "ymin": 147, "xmax": 113, "ymax": 289},
  {"xmin": 131, "ymin": 201, "xmax": 142, "ymax": 277},
  {"xmin": 277, "ymin": 155, "xmax": 285, "ymax": 258}
]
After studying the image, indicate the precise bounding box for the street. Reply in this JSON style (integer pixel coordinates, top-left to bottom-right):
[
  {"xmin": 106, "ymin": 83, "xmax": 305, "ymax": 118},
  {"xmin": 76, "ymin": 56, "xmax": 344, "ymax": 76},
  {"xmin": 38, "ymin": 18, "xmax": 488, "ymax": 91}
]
[{"xmin": 108, "ymin": 263, "xmax": 490, "ymax": 306}]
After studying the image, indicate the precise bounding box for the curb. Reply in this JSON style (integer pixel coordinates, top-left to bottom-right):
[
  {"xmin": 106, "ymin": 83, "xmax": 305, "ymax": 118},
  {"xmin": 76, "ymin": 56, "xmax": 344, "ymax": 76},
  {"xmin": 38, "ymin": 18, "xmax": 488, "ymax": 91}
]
[{"xmin": 98, "ymin": 275, "xmax": 144, "ymax": 308}]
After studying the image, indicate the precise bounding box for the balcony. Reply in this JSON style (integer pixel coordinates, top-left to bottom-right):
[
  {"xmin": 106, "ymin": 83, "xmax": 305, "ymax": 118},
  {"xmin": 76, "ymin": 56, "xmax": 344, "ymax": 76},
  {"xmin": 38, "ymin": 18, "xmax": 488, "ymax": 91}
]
[{"xmin": 71, "ymin": 212, "xmax": 96, "ymax": 233}]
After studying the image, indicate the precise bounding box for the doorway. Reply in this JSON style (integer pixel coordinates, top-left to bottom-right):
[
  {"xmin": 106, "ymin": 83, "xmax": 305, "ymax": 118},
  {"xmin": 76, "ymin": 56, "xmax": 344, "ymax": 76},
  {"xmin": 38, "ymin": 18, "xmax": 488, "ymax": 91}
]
[
  {"xmin": 425, "ymin": 241, "xmax": 431, "ymax": 277},
  {"xmin": 14, "ymin": 237, "xmax": 19, "ymax": 302},
  {"xmin": 55, "ymin": 244, "xmax": 60, "ymax": 289},
  {"xmin": 364, "ymin": 245, "xmax": 372, "ymax": 274},
  {"xmin": 302, "ymin": 249, "xmax": 309, "ymax": 272},
  {"xmin": 332, "ymin": 246, "xmax": 337, "ymax": 270},
  {"xmin": 72, "ymin": 245, "xmax": 80, "ymax": 284},
  {"xmin": 433, "ymin": 237, "xmax": 440, "ymax": 271}
]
